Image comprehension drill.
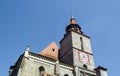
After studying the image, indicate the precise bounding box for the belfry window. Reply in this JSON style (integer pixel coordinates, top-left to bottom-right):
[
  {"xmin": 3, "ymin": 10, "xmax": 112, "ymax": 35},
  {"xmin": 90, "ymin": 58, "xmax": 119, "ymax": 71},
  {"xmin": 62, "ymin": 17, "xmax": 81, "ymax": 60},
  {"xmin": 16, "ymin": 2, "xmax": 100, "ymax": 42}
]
[
  {"xmin": 80, "ymin": 37, "xmax": 84, "ymax": 50},
  {"xmin": 39, "ymin": 66, "xmax": 45, "ymax": 76}
]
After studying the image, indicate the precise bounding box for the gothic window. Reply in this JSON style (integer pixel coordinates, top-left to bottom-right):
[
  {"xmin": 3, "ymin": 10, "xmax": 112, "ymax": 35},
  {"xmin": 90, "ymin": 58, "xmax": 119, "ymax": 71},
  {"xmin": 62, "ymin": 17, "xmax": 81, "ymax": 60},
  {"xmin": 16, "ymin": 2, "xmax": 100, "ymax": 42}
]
[
  {"xmin": 80, "ymin": 71, "xmax": 84, "ymax": 76},
  {"xmin": 39, "ymin": 66, "xmax": 45, "ymax": 76},
  {"xmin": 80, "ymin": 37, "xmax": 84, "ymax": 51},
  {"xmin": 64, "ymin": 74, "xmax": 69, "ymax": 76}
]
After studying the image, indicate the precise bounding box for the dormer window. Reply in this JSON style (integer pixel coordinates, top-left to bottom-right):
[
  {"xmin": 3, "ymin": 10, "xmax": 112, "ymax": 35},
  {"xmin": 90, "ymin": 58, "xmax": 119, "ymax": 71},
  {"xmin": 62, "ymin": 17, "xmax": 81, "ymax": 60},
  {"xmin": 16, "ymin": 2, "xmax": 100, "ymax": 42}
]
[{"xmin": 52, "ymin": 48, "xmax": 55, "ymax": 52}]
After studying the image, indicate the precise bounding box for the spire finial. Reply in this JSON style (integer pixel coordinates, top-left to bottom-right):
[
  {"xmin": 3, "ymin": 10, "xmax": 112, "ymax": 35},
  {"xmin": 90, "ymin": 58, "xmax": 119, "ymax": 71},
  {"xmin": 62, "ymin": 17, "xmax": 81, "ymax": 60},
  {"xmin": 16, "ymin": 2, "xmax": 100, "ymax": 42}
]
[
  {"xmin": 70, "ymin": 12, "xmax": 76, "ymax": 24},
  {"xmin": 71, "ymin": 12, "xmax": 74, "ymax": 19},
  {"xmin": 26, "ymin": 44, "xmax": 30, "ymax": 51}
]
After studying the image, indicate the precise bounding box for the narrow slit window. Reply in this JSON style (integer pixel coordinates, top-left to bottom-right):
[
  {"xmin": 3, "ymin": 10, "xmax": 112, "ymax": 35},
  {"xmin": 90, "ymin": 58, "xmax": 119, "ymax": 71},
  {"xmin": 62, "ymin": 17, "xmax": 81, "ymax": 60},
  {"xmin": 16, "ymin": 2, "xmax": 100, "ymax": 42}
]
[{"xmin": 80, "ymin": 37, "xmax": 84, "ymax": 51}]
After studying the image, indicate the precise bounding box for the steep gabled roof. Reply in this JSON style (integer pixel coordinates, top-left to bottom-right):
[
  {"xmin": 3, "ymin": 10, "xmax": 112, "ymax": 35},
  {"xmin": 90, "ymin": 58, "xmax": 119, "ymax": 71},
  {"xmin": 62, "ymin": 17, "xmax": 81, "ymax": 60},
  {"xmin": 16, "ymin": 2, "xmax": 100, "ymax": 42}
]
[{"xmin": 39, "ymin": 42, "xmax": 58, "ymax": 60}]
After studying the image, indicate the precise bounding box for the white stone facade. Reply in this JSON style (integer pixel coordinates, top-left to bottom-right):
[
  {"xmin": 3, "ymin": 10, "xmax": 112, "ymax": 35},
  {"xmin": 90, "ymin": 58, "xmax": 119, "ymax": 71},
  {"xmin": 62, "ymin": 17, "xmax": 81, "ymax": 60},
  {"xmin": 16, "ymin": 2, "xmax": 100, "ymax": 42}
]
[{"xmin": 9, "ymin": 18, "xmax": 108, "ymax": 76}]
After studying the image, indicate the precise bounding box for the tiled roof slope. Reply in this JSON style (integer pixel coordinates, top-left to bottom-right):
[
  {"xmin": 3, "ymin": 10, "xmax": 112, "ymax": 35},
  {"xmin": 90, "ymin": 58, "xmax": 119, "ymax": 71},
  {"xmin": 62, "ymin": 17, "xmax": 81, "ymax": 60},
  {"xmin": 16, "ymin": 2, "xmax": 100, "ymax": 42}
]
[{"xmin": 39, "ymin": 42, "xmax": 58, "ymax": 60}]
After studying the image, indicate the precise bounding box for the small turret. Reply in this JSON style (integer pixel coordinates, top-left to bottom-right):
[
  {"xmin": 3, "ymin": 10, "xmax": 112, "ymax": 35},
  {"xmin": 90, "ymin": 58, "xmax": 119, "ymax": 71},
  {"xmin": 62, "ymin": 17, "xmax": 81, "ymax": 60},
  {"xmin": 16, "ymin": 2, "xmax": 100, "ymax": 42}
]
[
  {"xmin": 95, "ymin": 66, "xmax": 108, "ymax": 76},
  {"xmin": 24, "ymin": 45, "xmax": 30, "ymax": 57}
]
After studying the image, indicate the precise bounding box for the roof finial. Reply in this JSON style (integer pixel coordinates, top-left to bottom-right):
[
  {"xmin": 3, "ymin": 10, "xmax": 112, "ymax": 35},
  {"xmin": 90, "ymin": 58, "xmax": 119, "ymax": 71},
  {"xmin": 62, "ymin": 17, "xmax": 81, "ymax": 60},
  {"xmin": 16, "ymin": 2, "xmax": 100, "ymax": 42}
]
[
  {"xmin": 26, "ymin": 44, "xmax": 30, "ymax": 51},
  {"xmin": 71, "ymin": 12, "xmax": 74, "ymax": 19},
  {"xmin": 70, "ymin": 12, "xmax": 76, "ymax": 24}
]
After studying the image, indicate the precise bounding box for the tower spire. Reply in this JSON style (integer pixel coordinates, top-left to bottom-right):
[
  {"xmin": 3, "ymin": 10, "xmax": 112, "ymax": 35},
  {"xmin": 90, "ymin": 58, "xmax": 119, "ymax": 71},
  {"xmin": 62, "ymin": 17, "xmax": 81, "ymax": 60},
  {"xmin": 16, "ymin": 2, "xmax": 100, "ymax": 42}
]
[
  {"xmin": 71, "ymin": 12, "xmax": 74, "ymax": 19},
  {"xmin": 70, "ymin": 13, "xmax": 76, "ymax": 24},
  {"xmin": 65, "ymin": 14, "xmax": 82, "ymax": 34}
]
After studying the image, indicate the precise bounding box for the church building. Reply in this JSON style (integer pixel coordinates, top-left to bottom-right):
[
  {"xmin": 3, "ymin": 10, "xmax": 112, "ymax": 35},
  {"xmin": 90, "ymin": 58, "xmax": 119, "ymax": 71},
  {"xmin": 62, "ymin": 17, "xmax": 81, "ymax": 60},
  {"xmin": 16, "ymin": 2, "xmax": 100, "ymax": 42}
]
[{"xmin": 9, "ymin": 16, "xmax": 108, "ymax": 76}]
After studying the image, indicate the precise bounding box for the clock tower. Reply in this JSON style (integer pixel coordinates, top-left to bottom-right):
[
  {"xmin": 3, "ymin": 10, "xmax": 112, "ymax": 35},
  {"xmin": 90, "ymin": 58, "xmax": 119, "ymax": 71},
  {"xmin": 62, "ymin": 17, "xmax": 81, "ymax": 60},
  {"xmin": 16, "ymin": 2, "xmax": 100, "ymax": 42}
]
[
  {"xmin": 59, "ymin": 16, "xmax": 96, "ymax": 75},
  {"xmin": 9, "ymin": 15, "xmax": 108, "ymax": 76}
]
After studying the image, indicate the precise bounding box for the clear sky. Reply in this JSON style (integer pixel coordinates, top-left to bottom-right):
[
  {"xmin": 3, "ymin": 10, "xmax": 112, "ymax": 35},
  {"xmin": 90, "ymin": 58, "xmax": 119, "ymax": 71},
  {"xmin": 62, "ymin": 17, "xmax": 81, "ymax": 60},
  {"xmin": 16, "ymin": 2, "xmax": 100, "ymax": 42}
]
[{"xmin": 0, "ymin": 0, "xmax": 120, "ymax": 76}]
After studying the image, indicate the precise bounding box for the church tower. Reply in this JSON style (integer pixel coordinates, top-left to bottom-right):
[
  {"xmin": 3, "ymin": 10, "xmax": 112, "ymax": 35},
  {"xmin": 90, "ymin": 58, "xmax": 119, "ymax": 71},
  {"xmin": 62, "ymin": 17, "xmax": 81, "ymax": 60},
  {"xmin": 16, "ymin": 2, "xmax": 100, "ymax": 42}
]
[
  {"xmin": 59, "ymin": 16, "xmax": 96, "ymax": 75},
  {"xmin": 9, "ymin": 15, "xmax": 108, "ymax": 76}
]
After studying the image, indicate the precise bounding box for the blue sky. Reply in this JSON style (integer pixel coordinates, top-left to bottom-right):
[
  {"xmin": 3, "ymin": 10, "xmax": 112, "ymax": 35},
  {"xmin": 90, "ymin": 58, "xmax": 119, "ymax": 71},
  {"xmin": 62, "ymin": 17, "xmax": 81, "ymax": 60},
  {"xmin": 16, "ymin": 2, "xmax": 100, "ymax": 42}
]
[{"xmin": 0, "ymin": 0, "xmax": 120, "ymax": 76}]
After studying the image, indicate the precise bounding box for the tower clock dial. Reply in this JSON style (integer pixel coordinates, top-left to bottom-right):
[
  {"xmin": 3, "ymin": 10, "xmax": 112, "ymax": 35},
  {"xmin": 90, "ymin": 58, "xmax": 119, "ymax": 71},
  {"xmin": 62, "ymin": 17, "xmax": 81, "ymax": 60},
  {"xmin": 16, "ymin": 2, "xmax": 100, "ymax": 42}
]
[{"xmin": 79, "ymin": 51, "xmax": 89, "ymax": 64}]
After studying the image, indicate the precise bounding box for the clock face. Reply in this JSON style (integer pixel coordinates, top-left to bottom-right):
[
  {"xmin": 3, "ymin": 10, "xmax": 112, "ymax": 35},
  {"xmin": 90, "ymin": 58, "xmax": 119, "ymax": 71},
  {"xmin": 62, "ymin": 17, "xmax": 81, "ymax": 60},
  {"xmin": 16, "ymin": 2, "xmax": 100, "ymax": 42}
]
[{"xmin": 79, "ymin": 51, "xmax": 89, "ymax": 64}]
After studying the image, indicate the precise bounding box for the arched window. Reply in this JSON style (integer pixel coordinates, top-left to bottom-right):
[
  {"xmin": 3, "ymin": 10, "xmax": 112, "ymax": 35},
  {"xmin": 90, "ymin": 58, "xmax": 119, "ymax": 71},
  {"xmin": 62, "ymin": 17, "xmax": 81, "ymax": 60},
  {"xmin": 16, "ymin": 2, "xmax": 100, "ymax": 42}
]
[
  {"xmin": 39, "ymin": 66, "xmax": 45, "ymax": 76},
  {"xmin": 64, "ymin": 74, "xmax": 69, "ymax": 76},
  {"xmin": 83, "ymin": 64, "xmax": 87, "ymax": 69}
]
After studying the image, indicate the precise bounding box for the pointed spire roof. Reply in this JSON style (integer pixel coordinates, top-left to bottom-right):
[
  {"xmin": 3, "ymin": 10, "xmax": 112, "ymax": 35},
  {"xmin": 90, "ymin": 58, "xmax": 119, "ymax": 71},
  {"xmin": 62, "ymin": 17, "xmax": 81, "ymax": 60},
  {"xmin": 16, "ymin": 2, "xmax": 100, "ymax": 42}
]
[
  {"xmin": 70, "ymin": 14, "xmax": 76, "ymax": 24},
  {"xmin": 65, "ymin": 15, "xmax": 82, "ymax": 34}
]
